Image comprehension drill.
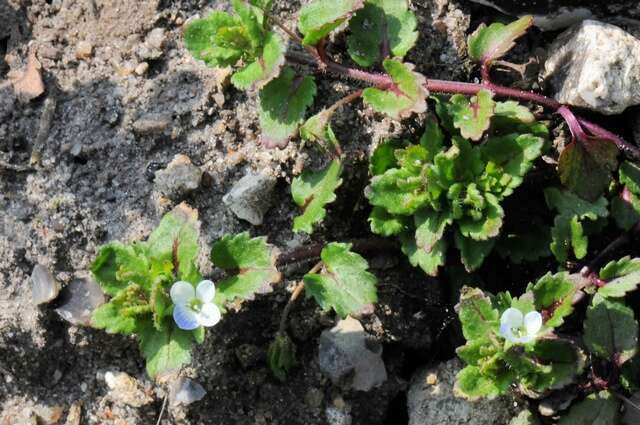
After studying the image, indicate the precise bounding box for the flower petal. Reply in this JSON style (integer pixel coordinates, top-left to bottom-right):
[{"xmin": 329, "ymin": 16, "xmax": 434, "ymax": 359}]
[
  {"xmin": 170, "ymin": 281, "xmax": 195, "ymax": 305},
  {"xmin": 500, "ymin": 323, "xmax": 516, "ymax": 342},
  {"xmin": 173, "ymin": 305, "xmax": 200, "ymax": 330},
  {"xmin": 524, "ymin": 311, "xmax": 543, "ymax": 336},
  {"xmin": 197, "ymin": 302, "xmax": 221, "ymax": 327},
  {"xmin": 500, "ymin": 307, "xmax": 524, "ymax": 327},
  {"xmin": 196, "ymin": 280, "xmax": 216, "ymax": 303}
]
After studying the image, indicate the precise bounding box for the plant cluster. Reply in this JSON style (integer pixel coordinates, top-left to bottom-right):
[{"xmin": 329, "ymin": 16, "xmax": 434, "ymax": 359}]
[{"xmin": 83, "ymin": 0, "xmax": 640, "ymax": 422}]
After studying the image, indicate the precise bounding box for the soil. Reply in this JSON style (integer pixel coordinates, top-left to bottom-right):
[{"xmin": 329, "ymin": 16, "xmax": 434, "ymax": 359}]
[{"xmin": 1, "ymin": 0, "xmax": 638, "ymax": 424}]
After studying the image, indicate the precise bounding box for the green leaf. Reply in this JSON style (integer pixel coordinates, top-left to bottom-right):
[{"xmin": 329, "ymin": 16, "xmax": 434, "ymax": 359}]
[
  {"xmin": 291, "ymin": 160, "xmax": 343, "ymax": 234},
  {"xmin": 525, "ymin": 338, "xmax": 586, "ymax": 393},
  {"xmin": 369, "ymin": 139, "xmax": 406, "ymax": 176},
  {"xmin": 347, "ymin": 0, "xmax": 418, "ymax": 67},
  {"xmin": 600, "ymin": 256, "xmax": 640, "ymax": 280},
  {"xmin": 454, "ymin": 231, "xmax": 496, "ymax": 272},
  {"xmin": 495, "ymin": 101, "xmax": 535, "ymax": 124},
  {"xmin": 454, "ymin": 365, "xmax": 504, "ymax": 400},
  {"xmin": 300, "ymin": 107, "xmax": 341, "ymax": 153},
  {"xmin": 91, "ymin": 241, "xmax": 151, "ymax": 296},
  {"xmin": 399, "ymin": 231, "xmax": 447, "ymax": 276},
  {"xmin": 147, "ymin": 203, "xmax": 201, "ymax": 284},
  {"xmin": 211, "ymin": 233, "xmax": 281, "ymax": 304},
  {"xmin": 303, "ymin": 242, "xmax": 377, "ymax": 318},
  {"xmin": 258, "ymin": 68, "xmax": 317, "ymax": 148},
  {"xmin": 298, "ymin": 0, "xmax": 364, "ymax": 46},
  {"xmin": 455, "ymin": 286, "xmax": 499, "ymax": 341},
  {"xmin": 558, "ymin": 138, "xmax": 619, "ymax": 202},
  {"xmin": 184, "ymin": 12, "xmax": 249, "ymax": 68},
  {"xmin": 557, "ymin": 391, "xmax": 620, "ymax": 425},
  {"xmin": 362, "ymin": 59, "xmax": 427, "ymax": 120},
  {"xmin": 584, "ymin": 293, "xmax": 638, "ymax": 364},
  {"xmin": 230, "ymin": 31, "xmax": 285, "ymax": 90},
  {"xmin": 599, "ymin": 270, "xmax": 640, "ymax": 298},
  {"xmin": 468, "ymin": 16, "xmax": 534, "ymax": 66},
  {"xmin": 267, "ymin": 334, "xmax": 297, "ymax": 382},
  {"xmin": 530, "ymin": 272, "xmax": 576, "ymax": 328},
  {"xmin": 419, "ymin": 115, "xmax": 445, "ymax": 162},
  {"xmin": 231, "ymin": 0, "xmax": 266, "ymax": 48},
  {"xmin": 369, "ymin": 206, "xmax": 410, "ymax": 236},
  {"xmin": 415, "ymin": 209, "xmax": 452, "ymax": 253},
  {"xmin": 611, "ymin": 193, "xmax": 640, "ymax": 231},
  {"xmin": 139, "ymin": 322, "xmax": 194, "ymax": 378},
  {"xmin": 545, "ymin": 188, "xmax": 608, "ymax": 262},
  {"xmin": 457, "ymin": 192, "xmax": 504, "ymax": 240},
  {"xmin": 366, "ymin": 168, "xmax": 428, "ymax": 215},
  {"xmin": 447, "ymin": 89, "xmax": 495, "ymax": 141},
  {"xmin": 509, "ymin": 410, "xmax": 541, "ymax": 425},
  {"xmin": 620, "ymin": 161, "xmax": 640, "ymax": 195},
  {"xmin": 150, "ymin": 279, "xmax": 171, "ymax": 331},
  {"xmin": 92, "ymin": 301, "xmax": 140, "ymax": 335}
]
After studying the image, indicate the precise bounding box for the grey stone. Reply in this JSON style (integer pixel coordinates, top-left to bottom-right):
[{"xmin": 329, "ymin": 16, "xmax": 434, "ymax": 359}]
[
  {"xmin": 169, "ymin": 377, "xmax": 207, "ymax": 407},
  {"xmin": 154, "ymin": 154, "xmax": 202, "ymax": 200},
  {"xmin": 132, "ymin": 113, "xmax": 171, "ymax": 135},
  {"xmin": 104, "ymin": 371, "xmax": 153, "ymax": 407},
  {"xmin": 318, "ymin": 317, "xmax": 387, "ymax": 392},
  {"xmin": 543, "ymin": 20, "xmax": 640, "ymax": 115},
  {"xmin": 407, "ymin": 359, "xmax": 516, "ymax": 425},
  {"xmin": 146, "ymin": 28, "xmax": 166, "ymax": 50},
  {"xmin": 55, "ymin": 277, "xmax": 105, "ymax": 326},
  {"xmin": 222, "ymin": 172, "xmax": 277, "ymax": 226},
  {"xmin": 31, "ymin": 264, "xmax": 60, "ymax": 305}
]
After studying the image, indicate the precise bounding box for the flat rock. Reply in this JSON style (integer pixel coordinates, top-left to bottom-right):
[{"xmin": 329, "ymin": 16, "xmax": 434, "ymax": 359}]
[
  {"xmin": 407, "ymin": 358, "xmax": 516, "ymax": 425},
  {"xmin": 104, "ymin": 371, "xmax": 153, "ymax": 407},
  {"xmin": 132, "ymin": 113, "xmax": 171, "ymax": 136},
  {"xmin": 318, "ymin": 317, "xmax": 387, "ymax": 392},
  {"xmin": 154, "ymin": 154, "xmax": 202, "ymax": 200},
  {"xmin": 169, "ymin": 377, "xmax": 207, "ymax": 407},
  {"xmin": 222, "ymin": 172, "xmax": 277, "ymax": 226},
  {"xmin": 543, "ymin": 20, "xmax": 640, "ymax": 115},
  {"xmin": 55, "ymin": 277, "xmax": 105, "ymax": 326},
  {"xmin": 31, "ymin": 264, "xmax": 60, "ymax": 305}
]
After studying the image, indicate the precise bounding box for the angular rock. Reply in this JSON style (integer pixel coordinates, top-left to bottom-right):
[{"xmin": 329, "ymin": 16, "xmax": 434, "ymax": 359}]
[
  {"xmin": 169, "ymin": 377, "xmax": 207, "ymax": 407},
  {"xmin": 154, "ymin": 154, "xmax": 202, "ymax": 200},
  {"xmin": 31, "ymin": 264, "xmax": 60, "ymax": 305},
  {"xmin": 318, "ymin": 317, "xmax": 387, "ymax": 392},
  {"xmin": 33, "ymin": 405, "xmax": 63, "ymax": 424},
  {"xmin": 407, "ymin": 359, "xmax": 516, "ymax": 425},
  {"xmin": 543, "ymin": 20, "xmax": 640, "ymax": 115},
  {"xmin": 55, "ymin": 277, "xmax": 105, "ymax": 326},
  {"xmin": 132, "ymin": 113, "xmax": 171, "ymax": 136},
  {"xmin": 104, "ymin": 371, "xmax": 153, "ymax": 407},
  {"xmin": 222, "ymin": 172, "xmax": 277, "ymax": 226}
]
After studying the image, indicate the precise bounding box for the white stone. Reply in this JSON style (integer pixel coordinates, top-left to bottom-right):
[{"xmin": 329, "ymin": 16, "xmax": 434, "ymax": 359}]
[
  {"xmin": 169, "ymin": 377, "xmax": 207, "ymax": 407},
  {"xmin": 31, "ymin": 264, "xmax": 60, "ymax": 305},
  {"xmin": 543, "ymin": 20, "xmax": 640, "ymax": 115},
  {"xmin": 222, "ymin": 172, "xmax": 276, "ymax": 225}
]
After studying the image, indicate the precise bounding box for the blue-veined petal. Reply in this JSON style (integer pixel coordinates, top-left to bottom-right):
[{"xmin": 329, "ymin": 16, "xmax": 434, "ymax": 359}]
[
  {"xmin": 196, "ymin": 280, "xmax": 216, "ymax": 303},
  {"xmin": 170, "ymin": 281, "xmax": 195, "ymax": 306},
  {"xmin": 524, "ymin": 311, "xmax": 542, "ymax": 336},
  {"xmin": 197, "ymin": 302, "xmax": 221, "ymax": 327},
  {"xmin": 173, "ymin": 305, "xmax": 199, "ymax": 330}
]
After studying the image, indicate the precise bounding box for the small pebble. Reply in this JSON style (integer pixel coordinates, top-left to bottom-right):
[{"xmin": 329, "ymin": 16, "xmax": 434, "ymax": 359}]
[
  {"xmin": 31, "ymin": 264, "xmax": 60, "ymax": 305},
  {"xmin": 169, "ymin": 377, "xmax": 207, "ymax": 407},
  {"xmin": 76, "ymin": 41, "xmax": 93, "ymax": 59},
  {"xmin": 135, "ymin": 62, "xmax": 149, "ymax": 76}
]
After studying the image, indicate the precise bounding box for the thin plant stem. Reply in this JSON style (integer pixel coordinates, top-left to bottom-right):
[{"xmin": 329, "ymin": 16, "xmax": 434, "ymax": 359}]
[{"xmin": 277, "ymin": 261, "xmax": 322, "ymax": 335}]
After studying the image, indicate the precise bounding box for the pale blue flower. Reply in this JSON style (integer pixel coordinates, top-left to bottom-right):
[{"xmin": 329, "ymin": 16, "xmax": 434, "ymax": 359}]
[
  {"xmin": 499, "ymin": 307, "xmax": 542, "ymax": 344},
  {"xmin": 170, "ymin": 280, "xmax": 221, "ymax": 330}
]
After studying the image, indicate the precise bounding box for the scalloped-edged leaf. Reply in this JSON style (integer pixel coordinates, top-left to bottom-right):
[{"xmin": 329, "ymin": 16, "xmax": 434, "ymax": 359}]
[
  {"xmin": 455, "ymin": 286, "xmax": 499, "ymax": 341},
  {"xmin": 600, "ymin": 256, "xmax": 640, "ymax": 280},
  {"xmin": 457, "ymin": 192, "xmax": 504, "ymax": 240},
  {"xmin": 184, "ymin": 12, "xmax": 249, "ymax": 68},
  {"xmin": 454, "ymin": 232, "xmax": 496, "ymax": 272},
  {"xmin": 303, "ymin": 242, "xmax": 377, "ymax": 318},
  {"xmin": 369, "ymin": 206, "xmax": 410, "ymax": 236},
  {"xmin": 347, "ymin": 0, "xmax": 418, "ymax": 67},
  {"xmin": 557, "ymin": 391, "xmax": 620, "ymax": 425},
  {"xmin": 298, "ymin": 0, "xmax": 364, "ymax": 46},
  {"xmin": 211, "ymin": 233, "xmax": 281, "ymax": 303},
  {"xmin": 139, "ymin": 322, "xmax": 194, "ymax": 378},
  {"xmin": 231, "ymin": 31, "xmax": 285, "ymax": 90},
  {"xmin": 92, "ymin": 286, "xmax": 146, "ymax": 335},
  {"xmin": 545, "ymin": 188, "xmax": 608, "ymax": 262},
  {"xmin": 91, "ymin": 241, "xmax": 152, "ymax": 296},
  {"xmin": 291, "ymin": 160, "xmax": 343, "ymax": 234},
  {"xmin": 495, "ymin": 101, "xmax": 535, "ymax": 123},
  {"xmin": 400, "ymin": 232, "xmax": 446, "ymax": 276},
  {"xmin": 599, "ymin": 270, "xmax": 640, "ymax": 298},
  {"xmin": 419, "ymin": 115, "xmax": 445, "ymax": 161},
  {"xmin": 454, "ymin": 365, "xmax": 503, "ymax": 400},
  {"xmin": 362, "ymin": 59, "xmax": 427, "ymax": 120},
  {"xmin": 300, "ymin": 107, "xmax": 341, "ymax": 153},
  {"xmin": 415, "ymin": 209, "xmax": 452, "ymax": 253},
  {"xmin": 366, "ymin": 168, "xmax": 429, "ymax": 215},
  {"xmin": 620, "ymin": 161, "xmax": 640, "ymax": 195},
  {"xmin": 147, "ymin": 203, "xmax": 201, "ymax": 284},
  {"xmin": 231, "ymin": 0, "xmax": 266, "ymax": 48},
  {"xmin": 558, "ymin": 138, "xmax": 619, "ymax": 202},
  {"xmin": 369, "ymin": 139, "xmax": 406, "ymax": 176},
  {"xmin": 584, "ymin": 294, "xmax": 638, "ymax": 364},
  {"xmin": 468, "ymin": 16, "xmax": 534, "ymax": 65},
  {"xmin": 530, "ymin": 272, "xmax": 576, "ymax": 328},
  {"xmin": 448, "ymin": 89, "xmax": 495, "ymax": 141},
  {"xmin": 258, "ymin": 68, "xmax": 317, "ymax": 148},
  {"xmin": 524, "ymin": 338, "xmax": 586, "ymax": 393}
]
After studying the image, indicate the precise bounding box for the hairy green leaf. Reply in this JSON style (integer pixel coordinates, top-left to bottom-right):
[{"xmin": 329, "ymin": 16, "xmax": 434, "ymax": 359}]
[
  {"xmin": 268, "ymin": 334, "xmax": 297, "ymax": 381},
  {"xmin": 303, "ymin": 242, "xmax": 377, "ymax": 318},
  {"xmin": 366, "ymin": 168, "xmax": 428, "ymax": 215},
  {"xmin": 369, "ymin": 206, "xmax": 410, "ymax": 236},
  {"xmin": 468, "ymin": 16, "xmax": 534, "ymax": 65},
  {"xmin": 362, "ymin": 59, "xmax": 427, "ymax": 120},
  {"xmin": 420, "ymin": 115, "xmax": 445, "ymax": 162},
  {"xmin": 399, "ymin": 232, "xmax": 447, "ymax": 276},
  {"xmin": 599, "ymin": 270, "xmax": 640, "ymax": 298},
  {"xmin": 91, "ymin": 241, "xmax": 151, "ymax": 296},
  {"xmin": 558, "ymin": 138, "xmax": 619, "ymax": 202},
  {"xmin": 139, "ymin": 322, "xmax": 194, "ymax": 378},
  {"xmin": 448, "ymin": 89, "xmax": 495, "ymax": 141},
  {"xmin": 291, "ymin": 160, "xmax": 343, "ymax": 234},
  {"xmin": 347, "ymin": 0, "xmax": 418, "ymax": 67},
  {"xmin": 524, "ymin": 338, "xmax": 586, "ymax": 393},
  {"xmin": 298, "ymin": 0, "xmax": 364, "ymax": 45},
  {"xmin": 557, "ymin": 391, "xmax": 620, "ymax": 425},
  {"xmin": 584, "ymin": 294, "xmax": 638, "ymax": 364},
  {"xmin": 454, "ymin": 365, "xmax": 503, "ymax": 400},
  {"xmin": 184, "ymin": 12, "xmax": 249, "ymax": 68},
  {"xmin": 230, "ymin": 31, "xmax": 285, "ymax": 90},
  {"xmin": 454, "ymin": 232, "xmax": 496, "ymax": 272},
  {"xmin": 258, "ymin": 68, "xmax": 317, "ymax": 148},
  {"xmin": 300, "ymin": 107, "xmax": 340, "ymax": 152},
  {"xmin": 455, "ymin": 286, "xmax": 499, "ymax": 341},
  {"xmin": 495, "ymin": 101, "xmax": 535, "ymax": 123},
  {"xmin": 415, "ymin": 209, "xmax": 452, "ymax": 253},
  {"xmin": 530, "ymin": 272, "xmax": 576, "ymax": 328},
  {"xmin": 600, "ymin": 256, "xmax": 640, "ymax": 280},
  {"xmin": 211, "ymin": 233, "xmax": 281, "ymax": 304},
  {"xmin": 369, "ymin": 139, "xmax": 406, "ymax": 176}
]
